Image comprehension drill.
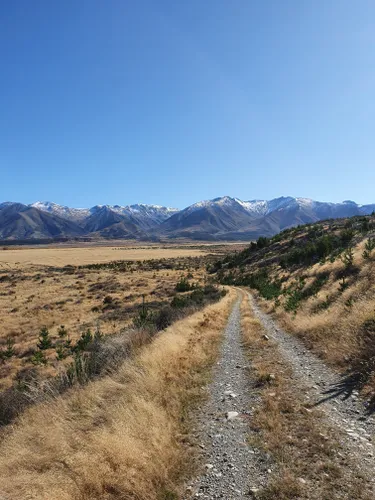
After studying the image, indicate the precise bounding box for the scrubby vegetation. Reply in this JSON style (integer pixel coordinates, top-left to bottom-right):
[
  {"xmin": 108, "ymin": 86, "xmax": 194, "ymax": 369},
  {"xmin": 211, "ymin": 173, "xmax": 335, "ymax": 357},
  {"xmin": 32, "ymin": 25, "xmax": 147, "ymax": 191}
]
[
  {"xmin": 215, "ymin": 214, "xmax": 375, "ymax": 404},
  {"xmin": 0, "ymin": 249, "xmax": 226, "ymax": 426}
]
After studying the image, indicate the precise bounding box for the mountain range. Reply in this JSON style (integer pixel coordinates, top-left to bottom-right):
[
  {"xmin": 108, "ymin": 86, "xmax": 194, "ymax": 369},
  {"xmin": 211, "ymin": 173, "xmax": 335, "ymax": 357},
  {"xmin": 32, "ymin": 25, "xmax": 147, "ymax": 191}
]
[{"xmin": 0, "ymin": 197, "xmax": 374, "ymax": 242}]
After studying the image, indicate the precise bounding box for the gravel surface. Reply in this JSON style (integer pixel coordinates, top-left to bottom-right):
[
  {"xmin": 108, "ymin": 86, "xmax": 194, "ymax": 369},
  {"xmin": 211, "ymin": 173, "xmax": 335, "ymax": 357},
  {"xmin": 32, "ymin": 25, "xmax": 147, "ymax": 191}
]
[
  {"xmin": 248, "ymin": 292, "xmax": 375, "ymax": 483},
  {"xmin": 186, "ymin": 294, "xmax": 270, "ymax": 499}
]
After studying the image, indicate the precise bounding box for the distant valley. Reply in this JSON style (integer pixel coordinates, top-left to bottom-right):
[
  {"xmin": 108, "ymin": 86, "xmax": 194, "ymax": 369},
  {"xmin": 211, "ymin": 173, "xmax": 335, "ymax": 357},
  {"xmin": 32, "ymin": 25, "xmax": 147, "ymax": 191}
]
[{"xmin": 0, "ymin": 196, "xmax": 374, "ymax": 242}]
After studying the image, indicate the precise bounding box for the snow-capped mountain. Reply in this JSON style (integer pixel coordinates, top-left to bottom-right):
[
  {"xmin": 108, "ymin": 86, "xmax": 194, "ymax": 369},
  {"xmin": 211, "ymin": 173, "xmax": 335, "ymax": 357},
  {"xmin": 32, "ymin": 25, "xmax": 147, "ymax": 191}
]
[
  {"xmin": 30, "ymin": 202, "xmax": 91, "ymax": 222},
  {"xmin": 31, "ymin": 202, "xmax": 178, "ymax": 226},
  {"xmin": 0, "ymin": 196, "xmax": 374, "ymax": 241},
  {"xmin": 0, "ymin": 203, "xmax": 84, "ymax": 240},
  {"xmin": 107, "ymin": 204, "xmax": 179, "ymax": 226},
  {"xmin": 156, "ymin": 196, "xmax": 375, "ymax": 240}
]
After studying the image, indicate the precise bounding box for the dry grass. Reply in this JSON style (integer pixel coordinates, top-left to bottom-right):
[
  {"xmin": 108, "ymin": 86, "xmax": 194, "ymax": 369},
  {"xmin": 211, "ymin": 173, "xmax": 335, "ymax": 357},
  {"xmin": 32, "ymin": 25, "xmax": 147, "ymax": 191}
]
[
  {"xmin": 0, "ymin": 245, "xmax": 210, "ymax": 267},
  {"xmin": 0, "ymin": 260, "xmax": 208, "ymax": 391},
  {"xmin": 282, "ymin": 250, "xmax": 375, "ymax": 368},
  {"xmin": 240, "ymin": 294, "xmax": 371, "ymax": 499},
  {"xmin": 0, "ymin": 289, "xmax": 235, "ymax": 499},
  {"xmin": 252, "ymin": 239, "xmax": 375, "ymax": 400}
]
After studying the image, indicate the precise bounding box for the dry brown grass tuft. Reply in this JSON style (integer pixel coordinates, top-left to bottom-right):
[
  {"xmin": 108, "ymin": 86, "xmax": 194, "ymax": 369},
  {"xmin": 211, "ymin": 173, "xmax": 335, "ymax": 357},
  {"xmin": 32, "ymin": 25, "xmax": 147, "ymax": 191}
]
[
  {"xmin": 0, "ymin": 289, "xmax": 235, "ymax": 499},
  {"xmin": 240, "ymin": 293, "xmax": 371, "ymax": 499}
]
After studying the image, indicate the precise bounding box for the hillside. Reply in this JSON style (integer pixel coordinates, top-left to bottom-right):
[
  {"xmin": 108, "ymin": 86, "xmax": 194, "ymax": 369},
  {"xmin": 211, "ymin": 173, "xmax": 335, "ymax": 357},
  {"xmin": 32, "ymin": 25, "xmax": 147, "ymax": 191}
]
[
  {"xmin": 0, "ymin": 203, "xmax": 84, "ymax": 240},
  {"xmin": 212, "ymin": 213, "xmax": 375, "ymax": 405}
]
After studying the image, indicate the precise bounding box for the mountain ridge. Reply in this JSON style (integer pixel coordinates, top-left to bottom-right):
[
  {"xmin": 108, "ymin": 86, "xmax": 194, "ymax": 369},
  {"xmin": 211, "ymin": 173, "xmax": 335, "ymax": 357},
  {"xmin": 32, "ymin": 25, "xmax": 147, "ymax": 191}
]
[{"xmin": 0, "ymin": 197, "xmax": 374, "ymax": 241}]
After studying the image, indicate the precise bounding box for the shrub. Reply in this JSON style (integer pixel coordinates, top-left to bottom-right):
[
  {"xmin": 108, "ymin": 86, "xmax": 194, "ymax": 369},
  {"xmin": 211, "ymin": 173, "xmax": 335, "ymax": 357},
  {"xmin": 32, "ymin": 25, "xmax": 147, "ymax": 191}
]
[
  {"xmin": 175, "ymin": 277, "xmax": 192, "ymax": 292},
  {"xmin": 37, "ymin": 327, "xmax": 52, "ymax": 350},
  {"xmin": 345, "ymin": 298, "xmax": 353, "ymax": 308},
  {"xmin": 256, "ymin": 236, "xmax": 269, "ymax": 249},
  {"xmin": 363, "ymin": 238, "xmax": 375, "ymax": 260},
  {"xmin": 239, "ymin": 270, "xmax": 282, "ymax": 300},
  {"xmin": 339, "ymin": 277, "xmax": 349, "ymax": 292},
  {"xmin": 171, "ymin": 284, "xmax": 225, "ymax": 309},
  {"xmin": 56, "ymin": 344, "xmax": 68, "ymax": 360},
  {"xmin": 153, "ymin": 306, "xmax": 174, "ymax": 330},
  {"xmin": 340, "ymin": 247, "xmax": 354, "ymax": 269},
  {"xmin": 340, "ymin": 228, "xmax": 354, "ymax": 244},
  {"xmin": 284, "ymin": 289, "xmax": 302, "ymax": 312},
  {"xmin": 347, "ymin": 318, "xmax": 375, "ymax": 394},
  {"xmin": 64, "ymin": 337, "xmax": 72, "ymax": 349},
  {"xmin": 303, "ymin": 273, "xmax": 329, "ymax": 298},
  {"xmin": 279, "ymin": 232, "xmax": 354, "ymax": 269},
  {"xmin": 0, "ymin": 338, "xmax": 16, "ymax": 360},
  {"xmin": 133, "ymin": 296, "xmax": 154, "ymax": 328},
  {"xmin": 31, "ymin": 350, "xmax": 47, "ymax": 365},
  {"xmin": 57, "ymin": 325, "xmax": 68, "ymax": 338},
  {"xmin": 171, "ymin": 296, "xmax": 188, "ymax": 309},
  {"xmin": 73, "ymin": 329, "xmax": 93, "ymax": 353},
  {"xmin": 66, "ymin": 352, "xmax": 88, "ymax": 385},
  {"xmin": 318, "ymin": 295, "xmax": 333, "ymax": 311},
  {"xmin": 360, "ymin": 219, "xmax": 371, "ymax": 233}
]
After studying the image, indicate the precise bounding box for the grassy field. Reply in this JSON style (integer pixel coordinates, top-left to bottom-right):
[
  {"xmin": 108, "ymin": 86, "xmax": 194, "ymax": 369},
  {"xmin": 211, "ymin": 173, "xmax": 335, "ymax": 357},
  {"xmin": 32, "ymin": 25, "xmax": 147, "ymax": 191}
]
[{"xmin": 0, "ymin": 245, "xmax": 209, "ymax": 267}]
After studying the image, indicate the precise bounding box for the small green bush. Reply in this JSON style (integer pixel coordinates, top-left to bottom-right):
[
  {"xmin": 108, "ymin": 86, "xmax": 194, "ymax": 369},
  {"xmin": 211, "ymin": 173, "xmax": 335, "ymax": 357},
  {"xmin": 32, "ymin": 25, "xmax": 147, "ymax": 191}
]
[
  {"xmin": 37, "ymin": 327, "xmax": 52, "ymax": 350},
  {"xmin": 0, "ymin": 338, "xmax": 16, "ymax": 360},
  {"xmin": 175, "ymin": 277, "xmax": 192, "ymax": 292},
  {"xmin": 340, "ymin": 228, "xmax": 354, "ymax": 244},
  {"xmin": 133, "ymin": 297, "xmax": 154, "ymax": 327},
  {"xmin": 57, "ymin": 325, "xmax": 68, "ymax": 338},
  {"xmin": 363, "ymin": 238, "xmax": 375, "ymax": 260},
  {"xmin": 73, "ymin": 329, "xmax": 93, "ymax": 352},
  {"xmin": 339, "ymin": 277, "xmax": 350, "ymax": 292},
  {"xmin": 256, "ymin": 236, "xmax": 269, "ymax": 249},
  {"xmin": 171, "ymin": 295, "xmax": 188, "ymax": 309},
  {"xmin": 56, "ymin": 344, "xmax": 68, "ymax": 360},
  {"xmin": 340, "ymin": 247, "xmax": 354, "ymax": 269},
  {"xmin": 153, "ymin": 307, "xmax": 174, "ymax": 330},
  {"xmin": 31, "ymin": 350, "xmax": 47, "ymax": 365}
]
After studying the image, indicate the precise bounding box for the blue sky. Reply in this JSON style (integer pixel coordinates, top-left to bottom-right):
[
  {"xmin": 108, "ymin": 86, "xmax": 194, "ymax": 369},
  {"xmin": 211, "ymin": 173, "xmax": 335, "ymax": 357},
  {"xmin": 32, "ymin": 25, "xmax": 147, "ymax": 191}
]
[{"xmin": 1, "ymin": 0, "xmax": 375, "ymax": 209}]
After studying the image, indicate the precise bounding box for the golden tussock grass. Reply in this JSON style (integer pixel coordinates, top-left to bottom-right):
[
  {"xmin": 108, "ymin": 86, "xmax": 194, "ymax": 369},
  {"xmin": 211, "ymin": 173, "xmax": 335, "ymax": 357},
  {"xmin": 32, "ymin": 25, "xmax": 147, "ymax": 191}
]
[
  {"xmin": 259, "ymin": 242, "xmax": 375, "ymax": 371},
  {"xmin": 0, "ymin": 245, "xmax": 208, "ymax": 267},
  {"xmin": 240, "ymin": 293, "xmax": 369, "ymax": 499},
  {"xmin": 0, "ymin": 288, "xmax": 235, "ymax": 500}
]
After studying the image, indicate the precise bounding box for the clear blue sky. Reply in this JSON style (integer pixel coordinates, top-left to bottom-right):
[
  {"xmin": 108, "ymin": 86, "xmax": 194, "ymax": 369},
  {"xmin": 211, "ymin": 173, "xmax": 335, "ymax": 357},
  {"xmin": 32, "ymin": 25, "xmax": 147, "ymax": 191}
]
[{"xmin": 1, "ymin": 0, "xmax": 375, "ymax": 209}]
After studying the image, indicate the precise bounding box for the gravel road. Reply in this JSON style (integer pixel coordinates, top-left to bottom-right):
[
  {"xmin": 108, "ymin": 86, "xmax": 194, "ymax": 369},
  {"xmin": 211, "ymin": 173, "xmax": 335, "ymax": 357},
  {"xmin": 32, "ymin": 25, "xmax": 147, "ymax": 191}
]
[{"xmin": 186, "ymin": 293, "xmax": 269, "ymax": 499}]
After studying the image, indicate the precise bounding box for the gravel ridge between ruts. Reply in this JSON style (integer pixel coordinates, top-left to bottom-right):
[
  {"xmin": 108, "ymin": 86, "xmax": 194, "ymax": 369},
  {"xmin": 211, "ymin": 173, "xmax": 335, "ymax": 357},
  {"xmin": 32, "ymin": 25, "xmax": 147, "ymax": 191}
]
[
  {"xmin": 186, "ymin": 293, "xmax": 269, "ymax": 499},
  {"xmin": 248, "ymin": 292, "xmax": 375, "ymax": 486}
]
